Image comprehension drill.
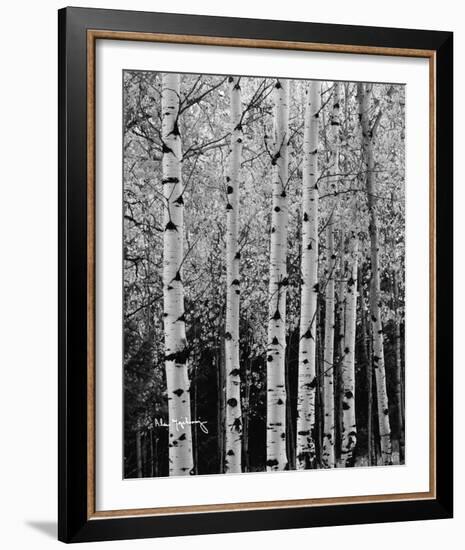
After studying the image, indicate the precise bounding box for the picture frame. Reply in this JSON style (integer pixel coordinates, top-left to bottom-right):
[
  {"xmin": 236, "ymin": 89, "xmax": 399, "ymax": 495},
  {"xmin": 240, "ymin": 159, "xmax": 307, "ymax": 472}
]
[{"xmin": 58, "ymin": 6, "xmax": 453, "ymax": 543}]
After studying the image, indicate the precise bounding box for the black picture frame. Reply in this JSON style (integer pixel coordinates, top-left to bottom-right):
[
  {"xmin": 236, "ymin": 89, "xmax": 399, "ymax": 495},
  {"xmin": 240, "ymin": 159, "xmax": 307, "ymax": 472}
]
[{"xmin": 58, "ymin": 6, "xmax": 453, "ymax": 543}]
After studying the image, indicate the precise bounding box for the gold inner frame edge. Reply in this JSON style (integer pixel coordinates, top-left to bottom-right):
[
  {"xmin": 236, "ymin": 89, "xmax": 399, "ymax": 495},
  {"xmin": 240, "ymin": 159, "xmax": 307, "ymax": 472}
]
[{"xmin": 86, "ymin": 29, "xmax": 437, "ymax": 520}]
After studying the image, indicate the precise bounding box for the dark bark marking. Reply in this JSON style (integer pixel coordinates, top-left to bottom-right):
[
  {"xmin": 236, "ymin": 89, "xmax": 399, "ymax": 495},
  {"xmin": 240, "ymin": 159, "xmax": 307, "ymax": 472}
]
[
  {"xmin": 162, "ymin": 177, "xmax": 179, "ymax": 185},
  {"xmin": 169, "ymin": 120, "xmax": 180, "ymax": 137},
  {"xmin": 165, "ymin": 220, "xmax": 177, "ymax": 231},
  {"xmin": 306, "ymin": 378, "xmax": 317, "ymax": 389},
  {"xmin": 162, "ymin": 142, "xmax": 174, "ymax": 154},
  {"xmin": 165, "ymin": 346, "xmax": 190, "ymax": 365},
  {"xmin": 232, "ymin": 417, "xmax": 242, "ymax": 429},
  {"xmin": 302, "ymin": 327, "xmax": 313, "ymax": 340},
  {"xmin": 272, "ymin": 309, "xmax": 281, "ymax": 321}
]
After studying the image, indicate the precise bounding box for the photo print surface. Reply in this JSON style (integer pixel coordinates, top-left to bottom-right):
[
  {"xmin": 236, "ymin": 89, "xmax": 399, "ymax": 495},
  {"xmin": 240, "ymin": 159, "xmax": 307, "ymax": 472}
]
[{"xmin": 123, "ymin": 71, "xmax": 405, "ymax": 478}]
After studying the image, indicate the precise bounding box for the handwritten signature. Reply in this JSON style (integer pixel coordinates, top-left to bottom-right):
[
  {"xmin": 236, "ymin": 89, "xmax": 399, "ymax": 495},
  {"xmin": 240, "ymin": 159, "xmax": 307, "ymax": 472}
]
[{"xmin": 154, "ymin": 417, "xmax": 209, "ymax": 434}]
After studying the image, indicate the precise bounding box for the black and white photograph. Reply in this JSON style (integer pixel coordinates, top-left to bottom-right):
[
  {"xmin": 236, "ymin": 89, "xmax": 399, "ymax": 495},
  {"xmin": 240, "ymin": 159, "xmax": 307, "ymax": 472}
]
[{"xmin": 123, "ymin": 71, "xmax": 405, "ymax": 478}]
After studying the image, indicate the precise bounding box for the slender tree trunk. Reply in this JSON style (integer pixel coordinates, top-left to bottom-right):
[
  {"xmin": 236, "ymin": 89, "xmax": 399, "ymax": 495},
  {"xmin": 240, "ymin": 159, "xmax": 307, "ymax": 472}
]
[
  {"xmin": 341, "ymin": 231, "xmax": 359, "ymax": 466},
  {"xmin": 217, "ymin": 344, "xmax": 225, "ymax": 474},
  {"xmin": 142, "ymin": 433, "xmax": 147, "ymax": 477},
  {"xmin": 321, "ymin": 83, "xmax": 341, "ymax": 469},
  {"xmin": 393, "ymin": 271, "xmax": 405, "ymax": 463},
  {"xmin": 149, "ymin": 429, "xmax": 154, "ymax": 477},
  {"xmin": 266, "ymin": 78, "xmax": 289, "ymax": 471},
  {"xmin": 336, "ymin": 242, "xmax": 346, "ymax": 461},
  {"xmin": 357, "ymin": 83, "xmax": 393, "ymax": 465},
  {"xmin": 225, "ymin": 76, "xmax": 243, "ymax": 473},
  {"xmin": 285, "ymin": 357, "xmax": 296, "ymax": 470},
  {"xmin": 192, "ymin": 357, "xmax": 198, "ymax": 474},
  {"xmin": 331, "ymin": 83, "xmax": 343, "ymax": 465},
  {"xmin": 316, "ymin": 301, "xmax": 324, "ymax": 462},
  {"xmin": 153, "ymin": 431, "xmax": 159, "ymax": 477},
  {"xmin": 367, "ymin": 363, "xmax": 373, "ymax": 465},
  {"xmin": 322, "ymin": 225, "xmax": 336, "ymax": 468},
  {"xmin": 136, "ymin": 428, "xmax": 143, "ymax": 478},
  {"xmin": 161, "ymin": 73, "xmax": 194, "ymax": 476},
  {"xmin": 360, "ymin": 277, "xmax": 373, "ymax": 465},
  {"xmin": 296, "ymin": 81, "xmax": 321, "ymax": 470},
  {"xmin": 242, "ymin": 350, "xmax": 251, "ymax": 472},
  {"xmin": 367, "ymin": 304, "xmax": 378, "ymax": 466},
  {"xmin": 367, "ymin": 303, "xmax": 376, "ymax": 465}
]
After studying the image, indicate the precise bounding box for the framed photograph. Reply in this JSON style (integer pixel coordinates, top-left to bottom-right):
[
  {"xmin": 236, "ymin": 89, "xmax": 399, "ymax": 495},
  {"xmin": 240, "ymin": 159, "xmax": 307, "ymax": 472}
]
[{"xmin": 58, "ymin": 6, "xmax": 453, "ymax": 543}]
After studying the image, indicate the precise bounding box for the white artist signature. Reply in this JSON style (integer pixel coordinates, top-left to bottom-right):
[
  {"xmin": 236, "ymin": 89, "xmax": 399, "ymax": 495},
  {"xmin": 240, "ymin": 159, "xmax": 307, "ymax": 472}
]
[{"xmin": 154, "ymin": 417, "xmax": 209, "ymax": 434}]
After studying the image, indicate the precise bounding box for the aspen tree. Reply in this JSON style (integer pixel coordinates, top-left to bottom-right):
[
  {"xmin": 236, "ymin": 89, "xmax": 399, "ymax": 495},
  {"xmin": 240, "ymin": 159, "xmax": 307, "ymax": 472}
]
[
  {"xmin": 322, "ymin": 224, "xmax": 337, "ymax": 468},
  {"xmin": 161, "ymin": 73, "xmax": 194, "ymax": 476},
  {"xmin": 225, "ymin": 76, "xmax": 243, "ymax": 473},
  {"xmin": 359, "ymin": 269, "xmax": 375, "ymax": 465},
  {"xmin": 321, "ymin": 83, "xmax": 340, "ymax": 468},
  {"xmin": 266, "ymin": 78, "xmax": 290, "ymax": 471},
  {"xmin": 335, "ymin": 235, "xmax": 346, "ymax": 461},
  {"xmin": 341, "ymin": 230, "xmax": 359, "ymax": 466},
  {"xmin": 296, "ymin": 81, "xmax": 321, "ymax": 470},
  {"xmin": 357, "ymin": 82, "xmax": 393, "ymax": 465},
  {"xmin": 393, "ymin": 270, "xmax": 405, "ymax": 463}
]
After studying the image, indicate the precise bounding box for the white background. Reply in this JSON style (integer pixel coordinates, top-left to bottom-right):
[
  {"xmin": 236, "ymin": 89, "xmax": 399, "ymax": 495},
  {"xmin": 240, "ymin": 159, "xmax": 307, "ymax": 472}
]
[
  {"xmin": 97, "ymin": 41, "xmax": 430, "ymax": 511},
  {"xmin": 0, "ymin": 0, "xmax": 460, "ymax": 548}
]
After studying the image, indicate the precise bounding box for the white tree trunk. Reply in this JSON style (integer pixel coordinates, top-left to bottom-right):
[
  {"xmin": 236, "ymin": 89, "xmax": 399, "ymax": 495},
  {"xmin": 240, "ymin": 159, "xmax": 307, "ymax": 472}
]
[
  {"xmin": 321, "ymin": 83, "xmax": 341, "ymax": 469},
  {"xmin": 393, "ymin": 270, "xmax": 405, "ymax": 463},
  {"xmin": 336, "ymin": 238, "xmax": 346, "ymax": 460},
  {"xmin": 337, "ymin": 245, "xmax": 346, "ymax": 365},
  {"xmin": 322, "ymin": 224, "xmax": 336, "ymax": 468},
  {"xmin": 161, "ymin": 73, "xmax": 194, "ymax": 476},
  {"xmin": 341, "ymin": 231, "xmax": 359, "ymax": 466},
  {"xmin": 357, "ymin": 83, "xmax": 393, "ymax": 465},
  {"xmin": 225, "ymin": 76, "xmax": 243, "ymax": 473},
  {"xmin": 266, "ymin": 78, "xmax": 289, "ymax": 471},
  {"xmin": 296, "ymin": 81, "xmax": 321, "ymax": 470}
]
